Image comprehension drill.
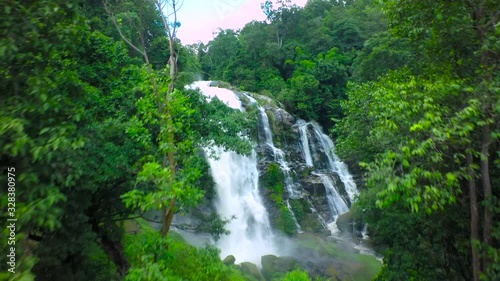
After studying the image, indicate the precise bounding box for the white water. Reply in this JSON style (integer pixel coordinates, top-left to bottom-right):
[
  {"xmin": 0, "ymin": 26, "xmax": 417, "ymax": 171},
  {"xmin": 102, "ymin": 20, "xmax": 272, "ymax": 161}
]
[
  {"xmin": 206, "ymin": 148, "xmax": 278, "ymax": 266},
  {"xmin": 259, "ymin": 106, "xmax": 274, "ymax": 145},
  {"xmin": 257, "ymin": 106, "xmax": 302, "ymax": 198},
  {"xmin": 315, "ymin": 173, "xmax": 349, "ymax": 218},
  {"xmin": 188, "ymin": 82, "xmax": 373, "ymax": 262},
  {"xmin": 252, "ymin": 101, "xmax": 302, "ymax": 233},
  {"xmin": 295, "ymin": 121, "xmax": 381, "ymax": 258},
  {"xmin": 192, "ymin": 82, "xmax": 279, "ymax": 265},
  {"xmin": 310, "ymin": 124, "xmax": 359, "ymax": 203},
  {"xmin": 297, "ymin": 121, "xmax": 358, "ymax": 222},
  {"xmin": 286, "ymin": 199, "xmax": 303, "ymax": 233},
  {"xmin": 298, "ymin": 121, "xmax": 314, "ymax": 167},
  {"xmin": 188, "ymin": 81, "xmax": 242, "ymax": 109}
]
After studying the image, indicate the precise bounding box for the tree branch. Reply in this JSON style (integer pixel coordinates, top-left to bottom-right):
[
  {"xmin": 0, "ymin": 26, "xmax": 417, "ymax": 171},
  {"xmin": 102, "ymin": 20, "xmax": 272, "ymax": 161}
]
[{"xmin": 102, "ymin": 0, "xmax": 145, "ymax": 56}]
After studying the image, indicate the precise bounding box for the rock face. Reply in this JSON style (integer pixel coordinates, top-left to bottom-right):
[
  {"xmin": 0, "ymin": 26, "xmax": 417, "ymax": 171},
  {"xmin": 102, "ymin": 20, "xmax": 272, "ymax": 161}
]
[
  {"xmin": 336, "ymin": 211, "xmax": 366, "ymax": 240},
  {"xmin": 251, "ymin": 104, "xmax": 330, "ymax": 234},
  {"xmin": 300, "ymin": 174, "xmax": 330, "ymax": 221}
]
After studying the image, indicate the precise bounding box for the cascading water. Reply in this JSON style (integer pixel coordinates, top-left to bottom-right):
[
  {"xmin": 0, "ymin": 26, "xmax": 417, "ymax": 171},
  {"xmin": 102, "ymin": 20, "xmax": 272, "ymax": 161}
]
[
  {"xmin": 310, "ymin": 125, "xmax": 358, "ymax": 204},
  {"xmin": 191, "ymin": 81, "xmax": 279, "ymax": 265},
  {"xmin": 206, "ymin": 147, "xmax": 278, "ymax": 266},
  {"xmin": 253, "ymin": 104, "xmax": 302, "ymax": 199},
  {"xmin": 298, "ymin": 124, "xmax": 314, "ymax": 167},
  {"xmin": 248, "ymin": 97, "xmax": 302, "ymax": 231},
  {"xmin": 297, "ymin": 121, "xmax": 358, "ymax": 225},
  {"xmin": 296, "ymin": 121, "xmax": 380, "ymax": 258},
  {"xmin": 187, "ymin": 81, "xmax": 377, "ymax": 264},
  {"xmin": 315, "ymin": 173, "xmax": 349, "ymax": 217}
]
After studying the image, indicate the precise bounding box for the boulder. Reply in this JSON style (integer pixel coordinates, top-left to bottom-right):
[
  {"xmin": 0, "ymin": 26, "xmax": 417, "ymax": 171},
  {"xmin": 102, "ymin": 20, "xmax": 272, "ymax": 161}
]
[
  {"xmin": 336, "ymin": 211, "xmax": 353, "ymax": 234},
  {"xmin": 261, "ymin": 255, "xmax": 295, "ymax": 280},
  {"xmin": 222, "ymin": 255, "xmax": 236, "ymax": 266},
  {"xmin": 240, "ymin": 262, "xmax": 264, "ymax": 281}
]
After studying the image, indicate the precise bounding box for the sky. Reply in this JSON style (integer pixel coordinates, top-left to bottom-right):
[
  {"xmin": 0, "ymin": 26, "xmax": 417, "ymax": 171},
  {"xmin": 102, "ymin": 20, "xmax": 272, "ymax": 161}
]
[{"xmin": 174, "ymin": 0, "xmax": 308, "ymax": 45}]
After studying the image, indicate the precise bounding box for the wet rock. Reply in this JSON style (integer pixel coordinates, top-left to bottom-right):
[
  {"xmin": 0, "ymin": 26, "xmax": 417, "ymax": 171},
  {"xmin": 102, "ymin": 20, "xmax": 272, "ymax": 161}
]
[
  {"xmin": 301, "ymin": 174, "xmax": 326, "ymax": 197},
  {"xmin": 240, "ymin": 262, "xmax": 264, "ymax": 281},
  {"xmin": 336, "ymin": 211, "xmax": 354, "ymax": 234},
  {"xmin": 261, "ymin": 255, "xmax": 296, "ymax": 280},
  {"xmin": 261, "ymin": 255, "xmax": 295, "ymax": 280},
  {"xmin": 272, "ymin": 108, "xmax": 295, "ymax": 127},
  {"xmin": 223, "ymin": 255, "xmax": 236, "ymax": 266}
]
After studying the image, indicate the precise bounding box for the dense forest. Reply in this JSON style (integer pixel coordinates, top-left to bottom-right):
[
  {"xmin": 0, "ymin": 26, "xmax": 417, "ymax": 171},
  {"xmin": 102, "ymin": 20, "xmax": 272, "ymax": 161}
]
[{"xmin": 1, "ymin": 0, "xmax": 498, "ymax": 280}]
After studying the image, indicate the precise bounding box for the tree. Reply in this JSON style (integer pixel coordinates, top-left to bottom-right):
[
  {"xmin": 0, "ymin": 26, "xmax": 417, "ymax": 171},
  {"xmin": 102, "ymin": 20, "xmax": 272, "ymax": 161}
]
[
  {"xmin": 103, "ymin": 0, "xmax": 182, "ymax": 237},
  {"xmin": 379, "ymin": 0, "xmax": 499, "ymax": 278},
  {"xmin": 261, "ymin": 0, "xmax": 297, "ymax": 48},
  {"xmin": 1, "ymin": 1, "xmax": 88, "ymax": 279},
  {"xmin": 104, "ymin": 0, "xmax": 253, "ymax": 240},
  {"xmin": 338, "ymin": 0, "xmax": 499, "ymax": 279}
]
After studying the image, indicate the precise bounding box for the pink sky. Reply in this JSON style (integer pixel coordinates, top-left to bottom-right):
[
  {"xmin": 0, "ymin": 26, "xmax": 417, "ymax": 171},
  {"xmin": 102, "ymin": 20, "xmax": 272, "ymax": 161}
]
[{"xmin": 176, "ymin": 0, "xmax": 308, "ymax": 45}]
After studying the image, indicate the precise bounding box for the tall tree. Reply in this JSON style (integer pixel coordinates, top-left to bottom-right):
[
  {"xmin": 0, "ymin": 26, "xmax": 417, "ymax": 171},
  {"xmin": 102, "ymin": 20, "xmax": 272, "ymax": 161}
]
[
  {"xmin": 1, "ymin": 1, "xmax": 88, "ymax": 279},
  {"xmin": 337, "ymin": 0, "xmax": 499, "ymax": 279},
  {"xmin": 102, "ymin": 0, "xmax": 181, "ymax": 237}
]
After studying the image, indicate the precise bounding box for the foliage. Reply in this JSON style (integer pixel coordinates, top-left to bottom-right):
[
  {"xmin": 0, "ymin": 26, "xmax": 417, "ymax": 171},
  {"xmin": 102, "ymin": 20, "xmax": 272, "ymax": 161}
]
[
  {"xmin": 201, "ymin": 0, "xmax": 388, "ymax": 130},
  {"xmin": 263, "ymin": 163, "xmax": 285, "ymax": 196},
  {"xmin": 3, "ymin": 0, "xmax": 497, "ymax": 280},
  {"xmin": 351, "ymin": 31, "xmax": 416, "ymax": 82},
  {"xmin": 123, "ymin": 220, "xmax": 246, "ymax": 281},
  {"xmin": 289, "ymin": 199, "xmax": 306, "ymax": 222},
  {"xmin": 278, "ymin": 269, "xmax": 310, "ymax": 281},
  {"xmin": 194, "ymin": 212, "xmax": 232, "ymax": 241},
  {"xmin": 261, "ymin": 163, "xmax": 298, "ymax": 235},
  {"xmin": 336, "ymin": 0, "xmax": 499, "ymax": 279},
  {"xmin": 0, "ymin": 0, "xmax": 252, "ymax": 279},
  {"xmin": 276, "ymin": 206, "xmax": 299, "ymax": 236}
]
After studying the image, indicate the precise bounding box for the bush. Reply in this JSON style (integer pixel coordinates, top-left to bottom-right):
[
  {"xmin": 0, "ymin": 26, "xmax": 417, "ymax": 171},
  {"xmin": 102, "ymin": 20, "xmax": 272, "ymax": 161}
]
[
  {"xmin": 123, "ymin": 220, "xmax": 247, "ymax": 281},
  {"xmin": 289, "ymin": 199, "xmax": 306, "ymax": 222},
  {"xmin": 276, "ymin": 207, "xmax": 298, "ymax": 236},
  {"xmin": 279, "ymin": 269, "xmax": 311, "ymax": 281},
  {"xmin": 262, "ymin": 163, "xmax": 284, "ymax": 196}
]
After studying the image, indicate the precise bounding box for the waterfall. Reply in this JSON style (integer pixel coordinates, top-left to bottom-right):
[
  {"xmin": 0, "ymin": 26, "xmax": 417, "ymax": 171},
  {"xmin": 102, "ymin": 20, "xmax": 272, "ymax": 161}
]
[
  {"xmin": 188, "ymin": 81, "xmax": 242, "ymax": 109},
  {"xmin": 250, "ymin": 98, "xmax": 302, "ymax": 230},
  {"xmin": 310, "ymin": 124, "xmax": 359, "ymax": 203},
  {"xmin": 254, "ymin": 104, "xmax": 302, "ymax": 199},
  {"xmin": 258, "ymin": 106, "xmax": 274, "ymax": 145},
  {"xmin": 192, "ymin": 81, "xmax": 279, "ymax": 265},
  {"xmin": 315, "ymin": 173, "xmax": 349, "ymax": 218},
  {"xmin": 298, "ymin": 121, "xmax": 314, "ymax": 167},
  {"xmin": 286, "ymin": 199, "xmax": 303, "ymax": 233},
  {"xmin": 187, "ymin": 81, "xmax": 370, "ymax": 262},
  {"xmin": 297, "ymin": 121, "xmax": 358, "ymax": 225},
  {"xmin": 207, "ymin": 148, "xmax": 278, "ymax": 266}
]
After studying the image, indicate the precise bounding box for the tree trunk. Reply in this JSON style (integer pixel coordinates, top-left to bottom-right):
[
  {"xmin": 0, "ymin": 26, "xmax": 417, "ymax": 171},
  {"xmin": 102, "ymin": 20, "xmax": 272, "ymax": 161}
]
[
  {"xmin": 467, "ymin": 151, "xmax": 481, "ymax": 281},
  {"xmin": 154, "ymin": 0, "xmax": 179, "ymax": 238},
  {"xmin": 99, "ymin": 235, "xmax": 130, "ymax": 278},
  {"xmin": 160, "ymin": 199, "xmax": 176, "ymax": 237},
  {"xmin": 91, "ymin": 220, "xmax": 130, "ymax": 278},
  {"xmin": 481, "ymin": 122, "xmax": 492, "ymax": 271}
]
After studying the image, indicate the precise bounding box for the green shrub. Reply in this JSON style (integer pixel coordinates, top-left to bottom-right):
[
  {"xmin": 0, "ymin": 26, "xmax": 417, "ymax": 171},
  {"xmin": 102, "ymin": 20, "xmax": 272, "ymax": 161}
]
[
  {"xmin": 289, "ymin": 199, "xmax": 306, "ymax": 222},
  {"xmin": 123, "ymin": 220, "xmax": 247, "ymax": 281},
  {"xmin": 262, "ymin": 163, "xmax": 284, "ymax": 197},
  {"xmin": 279, "ymin": 269, "xmax": 311, "ymax": 281},
  {"xmin": 275, "ymin": 207, "xmax": 298, "ymax": 236}
]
